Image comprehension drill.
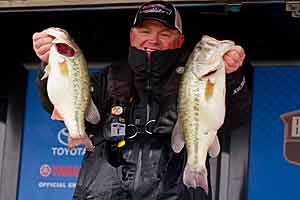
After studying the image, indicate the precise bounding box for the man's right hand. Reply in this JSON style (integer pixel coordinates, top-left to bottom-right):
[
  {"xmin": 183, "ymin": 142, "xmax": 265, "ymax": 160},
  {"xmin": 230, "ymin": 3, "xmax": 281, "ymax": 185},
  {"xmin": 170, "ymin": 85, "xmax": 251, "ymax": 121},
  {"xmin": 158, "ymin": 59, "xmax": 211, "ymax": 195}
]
[{"xmin": 32, "ymin": 32, "xmax": 54, "ymax": 63}]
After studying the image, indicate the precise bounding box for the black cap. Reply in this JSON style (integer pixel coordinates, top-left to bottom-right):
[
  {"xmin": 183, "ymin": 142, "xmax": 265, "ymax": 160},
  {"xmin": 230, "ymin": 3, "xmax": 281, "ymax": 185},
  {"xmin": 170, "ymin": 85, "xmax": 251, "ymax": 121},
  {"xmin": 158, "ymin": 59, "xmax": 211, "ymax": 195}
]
[{"xmin": 133, "ymin": 1, "xmax": 182, "ymax": 33}]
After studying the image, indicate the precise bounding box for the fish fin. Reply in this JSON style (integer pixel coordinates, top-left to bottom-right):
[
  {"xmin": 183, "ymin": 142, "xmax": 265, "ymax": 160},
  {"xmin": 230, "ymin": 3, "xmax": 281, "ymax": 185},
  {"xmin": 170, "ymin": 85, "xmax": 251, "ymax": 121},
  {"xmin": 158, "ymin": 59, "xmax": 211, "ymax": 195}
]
[
  {"xmin": 171, "ymin": 120, "xmax": 185, "ymax": 153},
  {"xmin": 183, "ymin": 164, "xmax": 208, "ymax": 194},
  {"xmin": 68, "ymin": 135, "xmax": 94, "ymax": 151},
  {"xmin": 68, "ymin": 137, "xmax": 77, "ymax": 149},
  {"xmin": 41, "ymin": 64, "xmax": 51, "ymax": 80},
  {"xmin": 208, "ymin": 135, "xmax": 220, "ymax": 158},
  {"xmin": 85, "ymin": 99, "xmax": 101, "ymax": 124},
  {"xmin": 51, "ymin": 108, "xmax": 64, "ymax": 120}
]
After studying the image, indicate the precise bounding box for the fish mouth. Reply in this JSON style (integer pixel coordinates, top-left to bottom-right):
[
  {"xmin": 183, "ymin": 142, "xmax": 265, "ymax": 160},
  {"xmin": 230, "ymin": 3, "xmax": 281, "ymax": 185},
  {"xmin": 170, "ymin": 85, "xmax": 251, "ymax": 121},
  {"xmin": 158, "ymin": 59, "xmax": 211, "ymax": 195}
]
[
  {"xmin": 55, "ymin": 43, "xmax": 75, "ymax": 57},
  {"xmin": 202, "ymin": 69, "xmax": 218, "ymax": 77},
  {"xmin": 192, "ymin": 67, "xmax": 219, "ymax": 80}
]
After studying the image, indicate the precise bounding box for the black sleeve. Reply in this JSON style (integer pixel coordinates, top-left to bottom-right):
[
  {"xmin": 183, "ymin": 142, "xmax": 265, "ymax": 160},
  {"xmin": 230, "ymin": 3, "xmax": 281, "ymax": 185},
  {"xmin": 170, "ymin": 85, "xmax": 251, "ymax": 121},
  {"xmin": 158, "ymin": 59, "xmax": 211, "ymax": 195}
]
[
  {"xmin": 85, "ymin": 67, "xmax": 108, "ymax": 138},
  {"xmin": 88, "ymin": 67, "xmax": 108, "ymax": 118},
  {"xmin": 223, "ymin": 60, "xmax": 252, "ymax": 130}
]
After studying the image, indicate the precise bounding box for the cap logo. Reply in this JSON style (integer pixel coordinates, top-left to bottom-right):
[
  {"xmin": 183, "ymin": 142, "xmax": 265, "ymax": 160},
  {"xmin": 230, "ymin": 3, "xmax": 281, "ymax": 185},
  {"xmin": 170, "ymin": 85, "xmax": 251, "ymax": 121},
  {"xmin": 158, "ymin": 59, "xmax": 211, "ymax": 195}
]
[{"xmin": 141, "ymin": 4, "xmax": 172, "ymax": 15}]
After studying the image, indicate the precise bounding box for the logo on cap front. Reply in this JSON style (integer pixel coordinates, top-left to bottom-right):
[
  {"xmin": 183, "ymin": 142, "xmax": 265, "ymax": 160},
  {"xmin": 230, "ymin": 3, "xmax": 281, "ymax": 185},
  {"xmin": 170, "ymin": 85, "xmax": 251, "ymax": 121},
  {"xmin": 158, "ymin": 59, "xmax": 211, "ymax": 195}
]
[{"xmin": 141, "ymin": 4, "xmax": 172, "ymax": 15}]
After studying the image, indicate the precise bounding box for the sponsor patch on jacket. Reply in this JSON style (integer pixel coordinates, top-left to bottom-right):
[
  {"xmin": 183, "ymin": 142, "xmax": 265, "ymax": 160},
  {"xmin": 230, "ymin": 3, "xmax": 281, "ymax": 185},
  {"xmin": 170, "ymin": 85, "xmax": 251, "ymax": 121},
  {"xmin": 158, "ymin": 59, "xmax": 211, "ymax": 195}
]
[
  {"xmin": 111, "ymin": 106, "xmax": 123, "ymax": 116},
  {"xmin": 176, "ymin": 66, "xmax": 185, "ymax": 74}
]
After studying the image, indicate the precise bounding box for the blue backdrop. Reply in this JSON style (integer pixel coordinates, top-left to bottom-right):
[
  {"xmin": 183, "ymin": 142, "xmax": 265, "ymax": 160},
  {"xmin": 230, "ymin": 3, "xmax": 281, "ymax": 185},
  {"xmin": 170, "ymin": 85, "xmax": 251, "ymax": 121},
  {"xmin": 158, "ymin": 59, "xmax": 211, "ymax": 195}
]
[
  {"xmin": 248, "ymin": 66, "xmax": 300, "ymax": 200},
  {"xmin": 17, "ymin": 70, "xmax": 96, "ymax": 200}
]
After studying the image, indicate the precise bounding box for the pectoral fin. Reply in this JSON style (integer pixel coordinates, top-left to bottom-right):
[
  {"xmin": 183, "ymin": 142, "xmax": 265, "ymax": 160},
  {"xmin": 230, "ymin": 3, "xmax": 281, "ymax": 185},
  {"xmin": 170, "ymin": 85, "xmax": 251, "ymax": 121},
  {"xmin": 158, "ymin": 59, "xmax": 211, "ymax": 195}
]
[
  {"xmin": 171, "ymin": 119, "xmax": 185, "ymax": 153},
  {"xmin": 41, "ymin": 64, "xmax": 51, "ymax": 80},
  {"xmin": 208, "ymin": 135, "xmax": 220, "ymax": 158},
  {"xmin": 51, "ymin": 107, "xmax": 64, "ymax": 121},
  {"xmin": 85, "ymin": 99, "xmax": 101, "ymax": 124}
]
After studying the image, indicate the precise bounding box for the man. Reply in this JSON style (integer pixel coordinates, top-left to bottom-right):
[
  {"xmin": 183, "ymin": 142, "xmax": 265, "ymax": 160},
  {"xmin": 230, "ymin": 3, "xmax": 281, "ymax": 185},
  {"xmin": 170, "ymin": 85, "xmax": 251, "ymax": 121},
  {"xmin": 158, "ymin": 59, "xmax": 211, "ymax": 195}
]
[{"xmin": 33, "ymin": 1, "xmax": 249, "ymax": 199}]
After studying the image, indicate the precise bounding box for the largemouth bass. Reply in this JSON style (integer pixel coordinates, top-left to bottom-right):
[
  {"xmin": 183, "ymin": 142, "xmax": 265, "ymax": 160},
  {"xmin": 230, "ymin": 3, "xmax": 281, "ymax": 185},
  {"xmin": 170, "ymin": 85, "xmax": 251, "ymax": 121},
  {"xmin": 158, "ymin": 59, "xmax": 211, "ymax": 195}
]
[
  {"xmin": 172, "ymin": 35, "xmax": 235, "ymax": 192},
  {"xmin": 41, "ymin": 27, "xmax": 100, "ymax": 150}
]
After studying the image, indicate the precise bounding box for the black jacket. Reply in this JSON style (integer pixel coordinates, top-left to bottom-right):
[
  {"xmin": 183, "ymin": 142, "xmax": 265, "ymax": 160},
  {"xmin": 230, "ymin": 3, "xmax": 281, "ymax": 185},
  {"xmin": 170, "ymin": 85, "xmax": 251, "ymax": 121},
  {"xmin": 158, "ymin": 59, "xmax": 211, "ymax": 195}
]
[{"xmin": 36, "ymin": 47, "xmax": 251, "ymax": 200}]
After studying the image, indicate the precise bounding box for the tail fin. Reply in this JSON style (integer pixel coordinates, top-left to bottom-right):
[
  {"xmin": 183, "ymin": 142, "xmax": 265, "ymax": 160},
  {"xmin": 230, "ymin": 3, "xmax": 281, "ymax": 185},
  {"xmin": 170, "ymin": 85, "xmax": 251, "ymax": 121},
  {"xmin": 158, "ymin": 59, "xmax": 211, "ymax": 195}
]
[
  {"xmin": 68, "ymin": 135, "xmax": 94, "ymax": 151},
  {"xmin": 183, "ymin": 164, "xmax": 208, "ymax": 194}
]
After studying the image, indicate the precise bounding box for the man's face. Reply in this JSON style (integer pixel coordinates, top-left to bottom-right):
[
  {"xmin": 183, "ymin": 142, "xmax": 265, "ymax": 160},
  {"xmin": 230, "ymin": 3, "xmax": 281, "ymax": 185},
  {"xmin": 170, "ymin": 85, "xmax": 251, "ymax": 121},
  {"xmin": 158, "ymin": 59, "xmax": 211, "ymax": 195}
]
[{"xmin": 130, "ymin": 20, "xmax": 184, "ymax": 52}]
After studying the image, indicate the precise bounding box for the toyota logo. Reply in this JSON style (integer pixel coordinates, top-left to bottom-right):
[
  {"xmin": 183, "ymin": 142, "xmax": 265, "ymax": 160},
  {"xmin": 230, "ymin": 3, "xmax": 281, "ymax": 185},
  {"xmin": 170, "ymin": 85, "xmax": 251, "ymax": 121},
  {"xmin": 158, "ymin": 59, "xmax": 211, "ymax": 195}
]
[{"xmin": 57, "ymin": 127, "xmax": 69, "ymax": 146}]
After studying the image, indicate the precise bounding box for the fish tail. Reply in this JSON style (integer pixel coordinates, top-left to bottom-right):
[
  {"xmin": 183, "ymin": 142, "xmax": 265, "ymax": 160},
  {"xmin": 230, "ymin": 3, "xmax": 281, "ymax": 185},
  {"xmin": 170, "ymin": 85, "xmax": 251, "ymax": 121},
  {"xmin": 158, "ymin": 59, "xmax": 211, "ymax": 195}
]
[
  {"xmin": 183, "ymin": 164, "xmax": 208, "ymax": 194},
  {"xmin": 68, "ymin": 135, "xmax": 94, "ymax": 151},
  {"xmin": 83, "ymin": 137, "xmax": 95, "ymax": 151}
]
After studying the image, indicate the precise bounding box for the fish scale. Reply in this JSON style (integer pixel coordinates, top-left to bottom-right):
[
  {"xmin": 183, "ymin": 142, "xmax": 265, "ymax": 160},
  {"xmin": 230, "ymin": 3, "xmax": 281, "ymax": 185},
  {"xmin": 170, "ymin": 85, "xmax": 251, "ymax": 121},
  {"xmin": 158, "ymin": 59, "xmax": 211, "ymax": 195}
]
[{"xmin": 70, "ymin": 58, "xmax": 89, "ymax": 136}]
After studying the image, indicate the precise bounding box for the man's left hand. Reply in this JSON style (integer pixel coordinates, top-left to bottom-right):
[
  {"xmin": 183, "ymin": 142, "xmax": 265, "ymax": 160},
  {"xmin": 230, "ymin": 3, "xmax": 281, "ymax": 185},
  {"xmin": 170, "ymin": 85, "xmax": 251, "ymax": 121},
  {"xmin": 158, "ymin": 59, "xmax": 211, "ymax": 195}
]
[{"xmin": 224, "ymin": 45, "xmax": 245, "ymax": 74}]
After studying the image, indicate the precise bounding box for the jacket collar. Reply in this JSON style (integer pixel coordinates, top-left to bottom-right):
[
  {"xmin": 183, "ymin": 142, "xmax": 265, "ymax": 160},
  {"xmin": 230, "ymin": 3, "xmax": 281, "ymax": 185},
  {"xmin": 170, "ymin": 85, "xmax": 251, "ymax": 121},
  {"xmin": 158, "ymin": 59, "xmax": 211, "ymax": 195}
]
[{"xmin": 128, "ymin": 46, "xmax": 183, "ymax": 77}]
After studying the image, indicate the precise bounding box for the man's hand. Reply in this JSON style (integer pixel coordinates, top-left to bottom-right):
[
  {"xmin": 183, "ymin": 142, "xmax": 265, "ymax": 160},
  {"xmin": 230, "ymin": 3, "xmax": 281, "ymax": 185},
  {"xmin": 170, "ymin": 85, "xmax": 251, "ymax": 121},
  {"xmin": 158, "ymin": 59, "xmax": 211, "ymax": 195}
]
[
  {"xmin": 32, "ymin": 32, "xmax": 54, "ymax": 63},
  {"xmin": 224, "ymin": 45, "xmax": 245, "ymax": 74}
]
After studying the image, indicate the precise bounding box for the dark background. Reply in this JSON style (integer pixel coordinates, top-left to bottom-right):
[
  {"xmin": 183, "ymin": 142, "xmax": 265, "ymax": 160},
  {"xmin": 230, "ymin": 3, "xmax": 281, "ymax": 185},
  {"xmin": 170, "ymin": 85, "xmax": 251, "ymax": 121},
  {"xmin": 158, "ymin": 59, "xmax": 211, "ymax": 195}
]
[
  {"xmin": 0, "ymin": 2, "xmax": 300, "ymax": 99},
  {"xmin": 1, "ymin": 2, "xmax": 300, "ymax": 63}
]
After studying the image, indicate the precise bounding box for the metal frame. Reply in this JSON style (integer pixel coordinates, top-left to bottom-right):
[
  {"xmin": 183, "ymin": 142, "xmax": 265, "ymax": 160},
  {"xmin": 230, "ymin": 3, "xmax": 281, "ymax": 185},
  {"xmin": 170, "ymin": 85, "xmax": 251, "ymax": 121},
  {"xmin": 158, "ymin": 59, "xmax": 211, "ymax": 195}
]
[
  {"xmin": 210, "ymin": 122, "xmax": 250, "ymax": 200},
  {"xmin": 0, "ymin": 64, "xmax": 27, "ymax": 200}
]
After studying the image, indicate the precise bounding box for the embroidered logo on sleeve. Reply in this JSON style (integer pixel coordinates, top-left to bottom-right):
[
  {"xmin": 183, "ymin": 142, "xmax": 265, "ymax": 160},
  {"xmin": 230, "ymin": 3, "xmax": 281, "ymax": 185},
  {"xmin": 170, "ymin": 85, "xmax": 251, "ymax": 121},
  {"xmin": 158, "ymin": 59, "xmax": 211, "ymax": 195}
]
[{"xmin": 233, "ymin": 76, "xmax": 246, "ymax": 95}]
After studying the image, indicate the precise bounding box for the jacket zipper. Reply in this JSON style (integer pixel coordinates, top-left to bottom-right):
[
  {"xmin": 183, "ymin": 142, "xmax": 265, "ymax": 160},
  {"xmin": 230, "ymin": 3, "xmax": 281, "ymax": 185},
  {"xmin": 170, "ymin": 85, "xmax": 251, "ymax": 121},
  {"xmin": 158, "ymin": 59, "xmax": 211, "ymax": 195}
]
[{"xmin": 146, "ymin": 52, "xmax": 151, "ymax": 122}]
